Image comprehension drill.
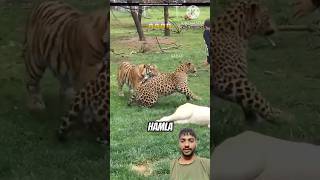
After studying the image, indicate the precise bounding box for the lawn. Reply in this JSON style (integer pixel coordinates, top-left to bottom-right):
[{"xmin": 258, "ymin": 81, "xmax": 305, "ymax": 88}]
[
  {"xmin": 110, "ymin": 6, "xmax": 210, "ymax": 179},
  {"xmin": 213, "ymin": 0, "xmax": 320, "ymax": 147},
  {"xmin": 0, "ymin": 1, "xmax": 108, "ymax": 179}
]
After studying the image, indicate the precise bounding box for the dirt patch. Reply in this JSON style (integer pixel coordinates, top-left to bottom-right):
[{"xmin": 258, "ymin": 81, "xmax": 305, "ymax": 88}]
[
  {"xmin": 131, "ymin": 161, "xmax": 153, "ymax": 176},
  {"xmin": 113, "ymin": 36, "xmax": 179, "ymax": 54}
]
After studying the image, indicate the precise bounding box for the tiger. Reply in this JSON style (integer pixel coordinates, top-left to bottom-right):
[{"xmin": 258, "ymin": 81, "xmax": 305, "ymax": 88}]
[
  {"xmin": 117, "ymin": 62, "xmax": 159, "ymax": 97},
  {"xmin": 23, "ymin": 0, "xmax": 107, "ymax": 110}
]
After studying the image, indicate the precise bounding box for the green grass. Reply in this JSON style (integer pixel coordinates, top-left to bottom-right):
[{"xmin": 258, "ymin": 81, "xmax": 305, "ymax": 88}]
[
  {"xmin": 0, "ymin": 1, "xmax": 108, "ymax": 179},
  {"xmin": 213, "ymin": 0, "xmax": 320, "ymax": 147},
  {"xmin": 110, "ymin": 7, "xmax": 210, "ymax": 179}
]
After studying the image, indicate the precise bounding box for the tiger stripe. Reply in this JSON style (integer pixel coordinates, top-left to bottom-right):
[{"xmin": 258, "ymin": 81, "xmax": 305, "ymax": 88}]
[
  {"xmin": 117, "ymin": 62, "xmax": 159, "ymax": 97},
  {"xmin": 24, "ymin": 1, "xmax": 107, "ymax": 110}
]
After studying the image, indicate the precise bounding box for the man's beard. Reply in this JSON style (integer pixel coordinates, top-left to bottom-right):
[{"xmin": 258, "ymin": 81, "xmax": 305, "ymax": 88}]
[{"xmin": 181, "ymin": 147, "xmax": 195, "ymax": 157}]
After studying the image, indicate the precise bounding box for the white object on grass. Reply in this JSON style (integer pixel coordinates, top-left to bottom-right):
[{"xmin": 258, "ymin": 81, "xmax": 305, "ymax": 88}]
[{"xmin": 156, "ymin": 103, "xmax": 210, "ymax": 128}]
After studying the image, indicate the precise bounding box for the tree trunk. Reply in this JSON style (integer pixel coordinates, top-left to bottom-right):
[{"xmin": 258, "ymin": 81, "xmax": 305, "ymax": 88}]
[
  {"xmin": 138, "ymin": 6, "xmax": 143, "ymax": 23},
  {"xmin": 164, "ymin": 6, "xmax": 170, "ymax": 36},
  {"xmin": 128, "ymin": 0, "xmax": 145, "ymax": 41}
]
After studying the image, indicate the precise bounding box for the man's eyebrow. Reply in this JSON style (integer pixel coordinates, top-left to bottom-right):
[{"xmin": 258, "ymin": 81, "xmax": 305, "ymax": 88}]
[{"xmin": 179, "ymin": 137, "xmax": 195, "ymax": 140}]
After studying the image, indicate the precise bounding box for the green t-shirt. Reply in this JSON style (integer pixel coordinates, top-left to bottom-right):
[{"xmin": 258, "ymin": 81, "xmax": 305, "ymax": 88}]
[{"xmin": 170, "ymin": 156, "xmax": 210, "ymax": 180}]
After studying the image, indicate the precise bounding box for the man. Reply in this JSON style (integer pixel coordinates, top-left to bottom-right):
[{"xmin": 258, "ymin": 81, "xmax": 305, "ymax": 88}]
[
  {"xmin": 293, "ymin": 0, "xmax": 320, "ymax": 17},
  {"xmin": 170, "ymin": 128, "xmax": 210, "ymax": 180},
  {"xmin": 203, "ymin": 18, "xmax": 212, "ymax": 66}
]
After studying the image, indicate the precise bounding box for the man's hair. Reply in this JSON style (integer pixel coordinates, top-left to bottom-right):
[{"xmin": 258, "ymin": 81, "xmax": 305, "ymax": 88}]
[
  {"xmin": 204, "ymin": 18, "xmax": 210, "ymax": 28},
  {"xmin": 179, "ymin": 128, "xmax": 197, "ymax": 140}
]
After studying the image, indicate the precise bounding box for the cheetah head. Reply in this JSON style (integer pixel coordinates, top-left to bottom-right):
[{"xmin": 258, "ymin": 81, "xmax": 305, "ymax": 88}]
[
  {"xmin": 177, "ymin": 62, "xmax": 197, "ymax": 74},
  {"xmin": 219, "ymin": 0, "xmax": 276, "ymax": 38},
  {"xmin": 242, "ymin": 0, "xmax": 275, "ymax": 37}
]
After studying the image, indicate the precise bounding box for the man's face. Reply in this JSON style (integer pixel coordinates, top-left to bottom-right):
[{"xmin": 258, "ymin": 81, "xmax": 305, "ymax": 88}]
[{"xmin": 179, "ymin": 134, "xmax": 197, "ymax": 157}]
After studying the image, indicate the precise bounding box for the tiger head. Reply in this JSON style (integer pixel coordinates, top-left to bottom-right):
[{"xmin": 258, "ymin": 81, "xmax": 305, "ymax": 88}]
[
  {"xmin": 80, "ymin": 9, "xmax": 107, "ymax": 62},
  {"xmin": 89, "ymin": 9, "xmax": 107, "ymax": 42},
  {"xmin": 145, "ymin": 64, "xmax": 159, "ymax": 77},
  {"xmin": 138, "ymin": 64, "xmax": 159, "ymax": 81}
]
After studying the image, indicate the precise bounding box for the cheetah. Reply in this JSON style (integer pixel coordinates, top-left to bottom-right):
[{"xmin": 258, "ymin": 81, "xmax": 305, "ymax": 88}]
[
  {"xmin": 128, "ymin": 62, "xmax": 200, "ymax": 107},
  {"xmin": 211, "ymin": 0, "xmax": 280, "ymax": 122}
]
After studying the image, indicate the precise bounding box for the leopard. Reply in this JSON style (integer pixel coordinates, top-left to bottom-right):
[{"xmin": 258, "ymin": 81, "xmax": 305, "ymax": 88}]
[
  {"xmin": 128, "ymin": 62, "xmax": 200, "ymax": 107},
  {"xmin": 211, "ymin": 0, "xmax": 281, "ymax": 122},
  {"xmin": 57, "ymin": 50, "xmax": 109, "ymax": 144}
]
